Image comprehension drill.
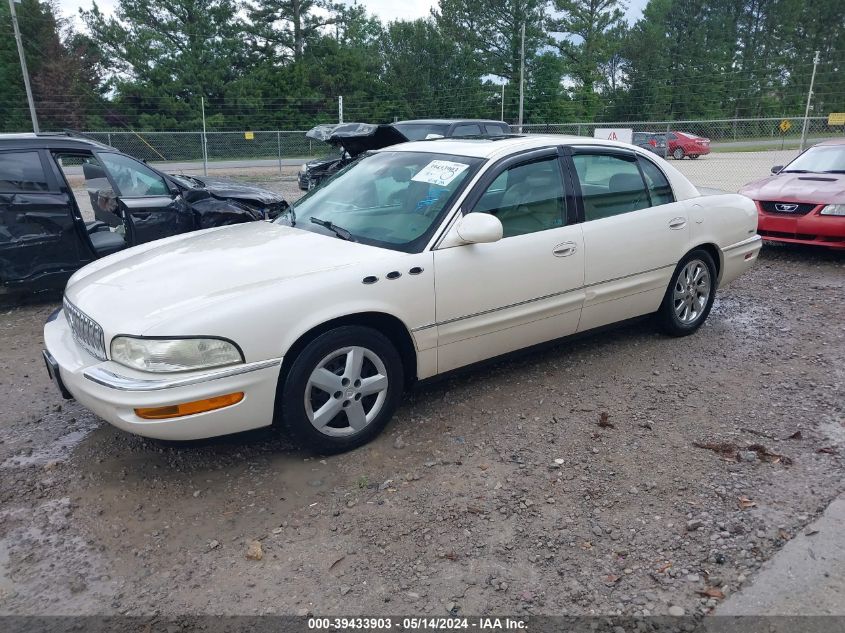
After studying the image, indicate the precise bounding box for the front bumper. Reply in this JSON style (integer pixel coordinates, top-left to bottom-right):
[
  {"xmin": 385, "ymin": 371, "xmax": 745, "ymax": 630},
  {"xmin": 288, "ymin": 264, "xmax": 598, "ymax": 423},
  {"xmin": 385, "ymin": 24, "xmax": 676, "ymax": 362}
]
[
  {"xmin": 297, "ymin": 171, "xmax": 310, "ymax": 190},
  {"xmin": 719, "ymin": 234, "xmax": 763, "ymax": 286},
  {"xmin": 44, "ymin": 310, "xmax": 282, "ymax": 440},
  {"xmin": 757, "ymin": 204, "xmax": 845, "ymax": 249}
]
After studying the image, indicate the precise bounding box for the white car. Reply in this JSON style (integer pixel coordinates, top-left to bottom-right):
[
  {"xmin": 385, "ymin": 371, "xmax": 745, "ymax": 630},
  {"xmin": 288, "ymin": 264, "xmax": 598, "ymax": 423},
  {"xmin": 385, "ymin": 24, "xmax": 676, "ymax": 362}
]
[{"xmin": 43, "ymin": 135, "xmax": 761, "ymax": 452}]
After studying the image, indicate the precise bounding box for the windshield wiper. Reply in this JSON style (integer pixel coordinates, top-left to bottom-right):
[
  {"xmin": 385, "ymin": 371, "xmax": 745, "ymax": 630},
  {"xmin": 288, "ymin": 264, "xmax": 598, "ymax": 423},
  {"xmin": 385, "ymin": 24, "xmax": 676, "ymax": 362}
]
[
  {"xmin": 781, "ymin": 169, "xmax": 811, "ymax": 173},
  {"xmin": 822, "ymin": 170, "xmax": 845, "ymax": 174},
  {"xmin": 310, "ymin": 217, "xmax": 355, "ymax": 241}
]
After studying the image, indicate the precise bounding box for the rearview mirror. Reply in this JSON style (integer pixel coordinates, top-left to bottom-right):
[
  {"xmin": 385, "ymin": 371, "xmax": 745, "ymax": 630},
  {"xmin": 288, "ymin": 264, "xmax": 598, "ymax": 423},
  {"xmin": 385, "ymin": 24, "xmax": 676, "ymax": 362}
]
[
  {"xmin": 771, "ymin": 165, "xmax": 783, "ymax": 174},
  {"xmin": 455, "ymin": 213, "xmax": 503, "ymax": 244}
]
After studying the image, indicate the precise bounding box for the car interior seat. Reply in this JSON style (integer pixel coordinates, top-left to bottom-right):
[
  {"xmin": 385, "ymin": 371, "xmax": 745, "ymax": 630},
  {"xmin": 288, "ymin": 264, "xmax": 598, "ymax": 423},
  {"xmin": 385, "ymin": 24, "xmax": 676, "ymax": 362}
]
[{"xmin": 497, "ymin": 164, "xmax": 563, "ymax": 236}]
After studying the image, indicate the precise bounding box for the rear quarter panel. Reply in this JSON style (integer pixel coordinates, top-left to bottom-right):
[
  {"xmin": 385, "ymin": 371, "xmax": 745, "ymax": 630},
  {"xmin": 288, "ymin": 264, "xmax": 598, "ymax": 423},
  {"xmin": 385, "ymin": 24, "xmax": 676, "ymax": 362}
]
[{"xmin": 687, "ymin": 192, "xmax": 759, "ymax": 282}]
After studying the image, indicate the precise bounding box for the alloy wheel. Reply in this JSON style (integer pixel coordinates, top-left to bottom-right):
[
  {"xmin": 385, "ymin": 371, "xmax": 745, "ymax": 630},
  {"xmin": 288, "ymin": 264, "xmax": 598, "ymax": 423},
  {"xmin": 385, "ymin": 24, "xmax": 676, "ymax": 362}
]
[
  {"xmin": 673, "ymin": 259, "xmax": 711, "ymax": 325},
  {"xmin": 304, "ymin": 346, "xmax": 389, "ymax": 437}
]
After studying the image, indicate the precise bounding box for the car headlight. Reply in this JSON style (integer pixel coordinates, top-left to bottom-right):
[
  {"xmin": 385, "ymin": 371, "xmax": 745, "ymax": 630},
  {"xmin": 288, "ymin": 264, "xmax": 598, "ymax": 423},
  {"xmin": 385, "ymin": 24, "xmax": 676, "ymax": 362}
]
[
  {"xmin": 110, "ymin": 336, "xmax": 243, "ymax": 373},
  {"xmin": 820, "ymin": 204, "xmax": 845, "ymax": 216}
]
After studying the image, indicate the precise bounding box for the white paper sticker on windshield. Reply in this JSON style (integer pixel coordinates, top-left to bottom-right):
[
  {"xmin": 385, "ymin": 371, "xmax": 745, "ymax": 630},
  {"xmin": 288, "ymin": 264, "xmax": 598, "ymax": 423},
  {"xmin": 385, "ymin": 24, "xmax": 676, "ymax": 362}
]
[{"xmin": 411, "ymin": 160, "xmax": 469, "ymax": 187}]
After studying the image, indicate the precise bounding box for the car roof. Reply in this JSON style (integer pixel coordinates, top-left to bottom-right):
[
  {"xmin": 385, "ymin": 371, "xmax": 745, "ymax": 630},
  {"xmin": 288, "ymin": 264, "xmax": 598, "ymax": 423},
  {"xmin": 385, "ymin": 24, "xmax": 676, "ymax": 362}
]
[
  {"xmin": 816, "ymin": 138, "xmax": 845, "ymax": 146},
  {"xmin": 394, "ymin": 119, "xmax": 509, "ymax": 126},
  {"xmin": 0, "ymin": 132, "xmax": 113, "ymax": 152},
  {"xmin": 381, "ymin": 134, "xmax": 647, "ymax": 160}
]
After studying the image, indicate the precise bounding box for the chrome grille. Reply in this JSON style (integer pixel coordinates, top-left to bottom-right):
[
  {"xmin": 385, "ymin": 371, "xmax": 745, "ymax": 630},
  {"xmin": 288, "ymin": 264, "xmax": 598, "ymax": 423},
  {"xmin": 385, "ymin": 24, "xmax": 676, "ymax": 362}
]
[{"xmin": 63, "ymin": 297, "xmax": 107, "ymax": 361}]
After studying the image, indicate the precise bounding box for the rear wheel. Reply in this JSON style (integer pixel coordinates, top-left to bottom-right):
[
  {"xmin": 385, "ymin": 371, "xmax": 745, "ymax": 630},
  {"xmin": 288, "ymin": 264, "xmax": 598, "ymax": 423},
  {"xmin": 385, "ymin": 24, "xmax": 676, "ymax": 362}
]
[
  {"xmin": 672, "ymin": 147, "xmax": 685, "ymax": 160},
  {"xmin": 656, "ymin": 250, "xmax": 717, "ymax": 336},
  {"xmin": 277, "ymin": 326, "xmax": 403, "ymax": 453}
]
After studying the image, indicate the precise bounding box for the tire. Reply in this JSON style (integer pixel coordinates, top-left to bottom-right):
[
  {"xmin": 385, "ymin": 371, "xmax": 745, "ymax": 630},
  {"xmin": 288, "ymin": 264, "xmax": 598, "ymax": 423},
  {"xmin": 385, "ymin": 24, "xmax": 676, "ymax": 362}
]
[
  {"xmin": 277, "ymin": 326, "xmax": 404, "ymax": 453},
  {"xmin": 656, "ymin": 249, "xmax": 717, "ymax": 337},
  {"xmin": 672, "ymin": 147, "xmax": 685, "ymax": 160}
]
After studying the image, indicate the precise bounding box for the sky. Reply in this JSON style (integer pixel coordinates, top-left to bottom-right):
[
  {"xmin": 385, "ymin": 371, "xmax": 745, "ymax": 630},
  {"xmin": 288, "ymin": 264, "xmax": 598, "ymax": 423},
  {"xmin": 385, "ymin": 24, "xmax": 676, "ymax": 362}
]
[{"xmin": 58, "ymin": 0, "xmax": 648, "ymax": 29}]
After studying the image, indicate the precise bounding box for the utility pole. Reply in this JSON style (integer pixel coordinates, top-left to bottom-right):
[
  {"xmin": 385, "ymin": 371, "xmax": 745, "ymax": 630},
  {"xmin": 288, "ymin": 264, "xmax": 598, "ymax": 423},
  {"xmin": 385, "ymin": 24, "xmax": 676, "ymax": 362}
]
[
  {"xmin": 518, "ymin": 23, "xmax": 525, "ymax": 132},
  {"xmin": 200, "ymin": 96, "xmax": 208, "ymax": 176},
  {"xmin": 339, "ymin": 96, "xmax": 343, "ymax": 124},
  {"xmin": 8, "ymin": 0, "xmax": 39, "ymax": 133},
  {"xmin": 799, "ymin": 50, "xmax": 820, "ymax": 152},
  {"xmin": 501, "ymin": 84, "xmax": 505, "ymax": 122}
]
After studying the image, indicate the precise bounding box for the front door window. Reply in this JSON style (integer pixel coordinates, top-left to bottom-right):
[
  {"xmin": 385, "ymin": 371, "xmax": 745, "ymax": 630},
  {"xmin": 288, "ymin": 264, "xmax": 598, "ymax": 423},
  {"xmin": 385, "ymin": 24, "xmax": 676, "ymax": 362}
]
[{"xmin": 98, "ymin": 153, "xmax": 170, "ymax": 197}]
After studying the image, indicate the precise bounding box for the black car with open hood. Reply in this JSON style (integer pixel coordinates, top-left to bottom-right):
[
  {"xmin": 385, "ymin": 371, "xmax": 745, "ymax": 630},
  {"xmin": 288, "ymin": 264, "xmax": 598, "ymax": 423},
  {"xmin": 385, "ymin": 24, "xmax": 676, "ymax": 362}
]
[
  {"xmin": 0, "ymin": 133, "xmax": 288, "ymax": 295},
  {"xmin": 298, "ymin": 119, "xmax": 511, "ymax": 190},
  {"xmin": 299, "ymin": 123, "xmax": 409, "ymax": 190}
]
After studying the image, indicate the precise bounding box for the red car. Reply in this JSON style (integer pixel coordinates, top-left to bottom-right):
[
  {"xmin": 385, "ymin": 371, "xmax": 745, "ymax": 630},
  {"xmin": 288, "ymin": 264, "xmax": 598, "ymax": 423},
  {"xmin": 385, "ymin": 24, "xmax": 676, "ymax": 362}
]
[
  {"xmin": 667, "ymin": 131, "xmax": 711, "ymax": 159},
  {"xmin": 739, "ymin": 138, "xmax": 845, "ymax": 249}
]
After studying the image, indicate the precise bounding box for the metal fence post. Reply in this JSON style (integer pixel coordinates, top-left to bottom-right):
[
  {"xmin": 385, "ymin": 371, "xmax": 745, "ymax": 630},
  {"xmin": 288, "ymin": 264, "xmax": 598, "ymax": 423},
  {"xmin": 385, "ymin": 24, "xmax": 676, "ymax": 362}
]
[
  {"xmin": 200, "ymin": 97, "xmax": 209, "ymax": 176},
  {"xmin": 107, "ymin": 132, "xmax": 112, "ymax": 147},
  {"xmin": 277, "ymin": 131, "xmax": 282, "ymax": 175}
]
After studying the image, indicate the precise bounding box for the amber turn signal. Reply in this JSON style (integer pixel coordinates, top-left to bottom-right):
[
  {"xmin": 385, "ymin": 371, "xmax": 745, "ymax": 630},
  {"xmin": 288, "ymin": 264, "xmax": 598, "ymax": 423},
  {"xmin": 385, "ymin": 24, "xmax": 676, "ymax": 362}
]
[{"xmin": 135, "ymin": 392, "xmax": 244, "ymax": 420}]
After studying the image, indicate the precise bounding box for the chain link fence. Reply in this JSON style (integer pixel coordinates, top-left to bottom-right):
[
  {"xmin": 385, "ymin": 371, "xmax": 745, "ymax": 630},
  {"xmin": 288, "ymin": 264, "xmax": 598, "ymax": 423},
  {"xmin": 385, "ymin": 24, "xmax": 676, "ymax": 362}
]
[
  {"xmin": 81, "ymin": 116, "xmax": 842, "ymax": 192},
  {"xmin": 82, "ymin": 130, "xmax": 331, "ymax": 166},
  {"xmin": 522, "ymin": 117, "xmax": 839, "ymax": 191}
]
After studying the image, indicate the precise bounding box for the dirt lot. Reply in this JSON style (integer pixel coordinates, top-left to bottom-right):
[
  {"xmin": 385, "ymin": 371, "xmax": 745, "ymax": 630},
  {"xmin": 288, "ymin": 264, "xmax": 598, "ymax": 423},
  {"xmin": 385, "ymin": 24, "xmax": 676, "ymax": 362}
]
[{"xmin": 0, "ymin": 198, "xmax": 843, "ymax": 617}]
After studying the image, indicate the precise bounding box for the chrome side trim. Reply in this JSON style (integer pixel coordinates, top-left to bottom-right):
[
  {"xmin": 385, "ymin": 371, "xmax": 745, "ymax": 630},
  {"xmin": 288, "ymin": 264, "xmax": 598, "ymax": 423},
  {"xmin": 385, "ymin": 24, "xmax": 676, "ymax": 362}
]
[
  {"xmin": 83, "ymin": 358, "xmax": 282, "ymax": 392},
  {"xmin": 721, "ymin": 234, "xmax": 762, "ymax": 252},
  {"xmin": 411, "ymin": 263, "xmax": 675, "ymax": 332}
]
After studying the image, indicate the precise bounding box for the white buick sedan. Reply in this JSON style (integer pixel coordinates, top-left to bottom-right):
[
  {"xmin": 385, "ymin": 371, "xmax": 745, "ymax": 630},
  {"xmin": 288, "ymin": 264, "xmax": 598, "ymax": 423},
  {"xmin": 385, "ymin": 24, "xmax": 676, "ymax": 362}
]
[{"xmin": 44, "ymin": 135, "xmax": 761, "ymax": 452}]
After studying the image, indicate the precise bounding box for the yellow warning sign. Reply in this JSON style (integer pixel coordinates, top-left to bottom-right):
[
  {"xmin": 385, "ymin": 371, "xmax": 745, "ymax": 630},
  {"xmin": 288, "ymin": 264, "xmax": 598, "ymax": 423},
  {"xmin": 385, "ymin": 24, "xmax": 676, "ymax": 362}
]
[
  {"xmin": 828, "ymin": 113, "xmax": 845, "ymax": 126},
  {"xmin": 779, "ymin": 119, "xmax": 792, "ymax": 133},
  {"xmin": 244, "ymin": 131, "xmax": 255, "ymax": 140}
]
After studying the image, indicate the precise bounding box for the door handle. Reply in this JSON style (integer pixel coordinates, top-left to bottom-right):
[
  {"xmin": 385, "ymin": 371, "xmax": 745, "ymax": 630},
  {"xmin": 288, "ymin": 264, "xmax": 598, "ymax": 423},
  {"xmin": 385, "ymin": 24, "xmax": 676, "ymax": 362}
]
[
  {"xmin": 668, "ymin": 217, "xmax": 687, "ymax": 230},
  {"xmin": 553, "ymin": 241, "xmax": 577, "ymax": 257}
]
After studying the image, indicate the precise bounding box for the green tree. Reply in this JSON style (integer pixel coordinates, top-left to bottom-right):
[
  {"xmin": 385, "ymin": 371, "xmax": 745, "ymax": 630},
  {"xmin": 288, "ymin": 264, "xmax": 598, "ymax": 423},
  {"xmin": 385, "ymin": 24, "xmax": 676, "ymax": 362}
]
[
  {"xmin": 82, "ymin": 0, "xmax": 247, "ymax": 128},
  {"xmin": 377, "ymin": 19, "xmax": 490, "ymax": 121},
  {"xmin": 549, "ymin": 0, "xmax": 627, "ymax": 119},
  {"xmin": 248, "ymin": 0, "xmax": 344, "ymax": 63},
  {"xmin": 1, "ymin": 0, "xmax": 105, "ymax": 131},
  {"xmin": 434, "ymin": 0, "xmax": 550, "ymax": 122}
]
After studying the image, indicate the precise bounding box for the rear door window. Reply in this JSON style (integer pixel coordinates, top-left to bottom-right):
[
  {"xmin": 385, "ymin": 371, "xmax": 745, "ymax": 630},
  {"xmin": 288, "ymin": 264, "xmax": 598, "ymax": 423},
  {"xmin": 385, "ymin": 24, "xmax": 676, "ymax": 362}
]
[
  {"xmin": 0, "ymin": 151, "xmax": 50, "ymax": 192},
  {"xmin": 638, "ymin": 158, "xmax": 674, "ymax": 206},
  {"xmin": 452, "ymin": 123, "xmax": 483, "ymax": 136},
  {"xmin": 572, "ymin": 152, "xmax": 651, "ymax": 221},
  {"xmin": 485, "ymin": 123, "xmax": 510, "ymax": 135}
]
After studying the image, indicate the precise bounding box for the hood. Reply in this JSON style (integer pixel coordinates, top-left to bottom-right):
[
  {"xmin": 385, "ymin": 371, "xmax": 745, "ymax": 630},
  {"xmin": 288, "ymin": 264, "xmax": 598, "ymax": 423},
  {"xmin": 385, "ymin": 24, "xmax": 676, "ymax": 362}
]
[
  {"xmin": 66, "ymin": 221, "xmax": 393, "ymax": 336},
  {"xmin": 739, "ymin": 172, "xmax": 845, "ymax": 204},
  {"xmin": 305, "ymin": 123, "xmax": 409, "ymax": 157},
  {"xmin": 172, "ymin": 174, "xmax": 286, "ymax": 207}
]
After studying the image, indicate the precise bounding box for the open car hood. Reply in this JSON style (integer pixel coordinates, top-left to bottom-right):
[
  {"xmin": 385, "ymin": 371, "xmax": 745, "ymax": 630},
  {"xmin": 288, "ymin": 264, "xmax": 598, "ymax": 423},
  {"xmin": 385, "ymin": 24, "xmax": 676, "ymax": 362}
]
[
  {"xmin": 740, "ymin": 172, "xmax": 845, "ymax": 205},
  {"xmin": 305, "ymin": 123, "xmax": 409, "ymax": 157}
]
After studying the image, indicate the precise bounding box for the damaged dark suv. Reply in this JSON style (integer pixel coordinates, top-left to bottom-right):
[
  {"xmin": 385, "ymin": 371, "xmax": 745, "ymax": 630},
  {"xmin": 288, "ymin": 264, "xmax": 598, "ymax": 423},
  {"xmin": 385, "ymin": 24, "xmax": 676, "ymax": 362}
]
[{"xmin": 0, "ymin": 133, "xmax": 288, "ymax": 294}]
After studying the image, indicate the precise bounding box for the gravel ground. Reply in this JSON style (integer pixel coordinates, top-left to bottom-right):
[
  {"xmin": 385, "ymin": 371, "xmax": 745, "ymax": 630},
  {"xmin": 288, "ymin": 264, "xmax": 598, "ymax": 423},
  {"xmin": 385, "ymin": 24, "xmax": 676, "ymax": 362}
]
[{"xmin": 0, "ymin": 199, "xmax": 843, "ymax": 618}]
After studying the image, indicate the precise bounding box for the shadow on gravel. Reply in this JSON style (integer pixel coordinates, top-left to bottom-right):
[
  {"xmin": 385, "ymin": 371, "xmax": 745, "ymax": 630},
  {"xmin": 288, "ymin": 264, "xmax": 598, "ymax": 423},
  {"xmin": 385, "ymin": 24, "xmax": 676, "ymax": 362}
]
[{"xmin": 758, "ymin": 241, "xmax": 845, "ymax": 264}]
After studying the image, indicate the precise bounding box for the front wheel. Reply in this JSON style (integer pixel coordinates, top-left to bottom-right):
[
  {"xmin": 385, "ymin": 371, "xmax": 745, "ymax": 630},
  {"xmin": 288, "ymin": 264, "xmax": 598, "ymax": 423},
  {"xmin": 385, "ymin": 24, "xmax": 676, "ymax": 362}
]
[
  {"xmin": 277, "ymin": 326, "xmax": 404, "ymax": 453},
  {"xmin": 656, "ymin": 250, "xmax": 717, "ymax": 336},
  {"xmin": 672, "ymin": 147, "xmax": 685, "ymax": 160}
]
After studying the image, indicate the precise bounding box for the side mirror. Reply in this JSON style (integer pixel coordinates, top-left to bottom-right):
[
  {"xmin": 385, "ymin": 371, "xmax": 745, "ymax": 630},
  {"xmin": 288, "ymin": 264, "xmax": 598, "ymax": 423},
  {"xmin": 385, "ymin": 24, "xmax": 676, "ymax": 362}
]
[
  {"xmin": 771, "ymin": 165, "xmax": 783, "ymax": 174},
  {"xmin": 455, "ymin": 212, "xmax": 503, "ymax": 244}
]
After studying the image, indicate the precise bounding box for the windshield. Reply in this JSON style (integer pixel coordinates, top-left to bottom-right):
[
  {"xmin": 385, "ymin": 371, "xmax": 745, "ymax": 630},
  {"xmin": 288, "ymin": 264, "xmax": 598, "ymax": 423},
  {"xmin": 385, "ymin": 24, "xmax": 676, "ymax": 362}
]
[
  {"xmin": 278, "ymin": 150, "xmax": 483, "ymax": 252},
  {"xmin": 783, "ymin": 145, "xmax": 845, "ymax": 173},
  {"xmin": 393, "ymin": 123, "xmax": 450, "ymax": 141}
]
